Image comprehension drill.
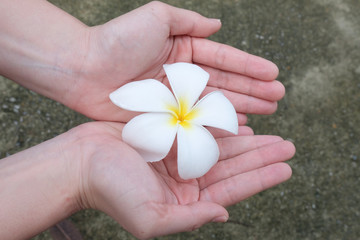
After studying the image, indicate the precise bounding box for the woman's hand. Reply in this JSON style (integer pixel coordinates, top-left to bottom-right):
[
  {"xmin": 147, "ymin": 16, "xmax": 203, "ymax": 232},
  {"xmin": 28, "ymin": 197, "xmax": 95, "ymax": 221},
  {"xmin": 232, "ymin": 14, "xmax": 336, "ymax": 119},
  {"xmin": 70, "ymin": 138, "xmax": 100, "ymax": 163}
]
[
  {"xmin": 0, "ymin": 0, "xmax": 283, "ymax": 123},
  {"xmin": 66, "ymin": 1, "xmax": 283, "ymax": 123},
  {"xmin": 0, "ymin": 121, "xmax": 294, "ymax": 239},
  {"xmin": 74, "ymin": 122, "xmax": 294, "ymax": 239}
]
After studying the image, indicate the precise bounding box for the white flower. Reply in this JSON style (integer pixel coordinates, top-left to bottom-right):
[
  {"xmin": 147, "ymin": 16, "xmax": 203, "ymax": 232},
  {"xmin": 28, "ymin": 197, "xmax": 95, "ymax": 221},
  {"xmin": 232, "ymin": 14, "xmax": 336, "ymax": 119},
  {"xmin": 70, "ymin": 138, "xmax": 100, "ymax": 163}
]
[{"xmin": 109, "ymin": 62, "xmax": 238, "ymax": 179}]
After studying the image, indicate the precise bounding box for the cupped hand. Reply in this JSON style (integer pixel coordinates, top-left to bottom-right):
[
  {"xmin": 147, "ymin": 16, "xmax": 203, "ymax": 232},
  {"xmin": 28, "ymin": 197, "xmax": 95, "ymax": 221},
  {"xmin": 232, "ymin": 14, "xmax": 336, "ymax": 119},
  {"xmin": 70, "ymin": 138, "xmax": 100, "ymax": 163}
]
[
  {"xmin": 68, "ymin": 1, "xmax": 283, "ymax": 123},
  {"xmin": 71, "ymin": 121, "xmax": 294, "ymax": 239}
]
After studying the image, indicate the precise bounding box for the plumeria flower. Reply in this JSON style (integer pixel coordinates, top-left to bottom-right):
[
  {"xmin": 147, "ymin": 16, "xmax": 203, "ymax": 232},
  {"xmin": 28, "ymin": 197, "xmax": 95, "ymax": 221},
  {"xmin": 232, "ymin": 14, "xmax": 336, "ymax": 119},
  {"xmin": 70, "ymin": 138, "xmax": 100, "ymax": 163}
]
[{"xmin": 109, "ymin": 62, "xmax": 238, "ymax": 179}]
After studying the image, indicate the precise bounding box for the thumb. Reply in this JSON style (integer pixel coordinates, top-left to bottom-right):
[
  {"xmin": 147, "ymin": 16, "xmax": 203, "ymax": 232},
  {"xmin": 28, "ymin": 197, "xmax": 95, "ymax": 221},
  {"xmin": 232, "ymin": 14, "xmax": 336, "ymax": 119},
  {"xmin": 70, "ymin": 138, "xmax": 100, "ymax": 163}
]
[
  {"xmin": 150, "ymin": 1, "xmax": 222, "ymax": 37},
  {"xmin": 147, "ymin": 201, "xmax": 228, "ymax": 238}
]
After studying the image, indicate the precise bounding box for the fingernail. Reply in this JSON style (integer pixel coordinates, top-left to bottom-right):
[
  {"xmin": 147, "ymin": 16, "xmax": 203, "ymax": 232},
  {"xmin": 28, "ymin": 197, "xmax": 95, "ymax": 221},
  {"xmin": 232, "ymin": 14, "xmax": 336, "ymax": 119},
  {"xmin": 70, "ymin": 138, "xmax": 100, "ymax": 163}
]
[
  {"xmin": 212, "ymin": 215, "xmax": 228, "ymax": 223},
  {"xmin": 210, "ymin": 18, "xmax": 222, "ymax": 23}
]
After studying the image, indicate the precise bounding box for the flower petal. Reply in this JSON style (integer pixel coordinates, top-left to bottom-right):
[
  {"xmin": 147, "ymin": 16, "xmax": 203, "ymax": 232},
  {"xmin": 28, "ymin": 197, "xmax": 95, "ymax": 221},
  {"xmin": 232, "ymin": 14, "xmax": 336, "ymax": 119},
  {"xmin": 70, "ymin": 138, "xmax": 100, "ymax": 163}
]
[
  {"xmin": 122, "ymin": 112, "xmax": 178, "ymax": 162},
  {"xmin": 177, "ymin": 124, "xmax": 219, "ymax": 180},
  {"xmin": 190, "ymin": 91, "xmax": 238, "ymax": 134},
  {"xmin": 109, "ymin": 79, "xmax": 177, "ymax": 113},
  {"xmin": 164, "ymin": 62, "xmax": 209, "ymax": 113}
]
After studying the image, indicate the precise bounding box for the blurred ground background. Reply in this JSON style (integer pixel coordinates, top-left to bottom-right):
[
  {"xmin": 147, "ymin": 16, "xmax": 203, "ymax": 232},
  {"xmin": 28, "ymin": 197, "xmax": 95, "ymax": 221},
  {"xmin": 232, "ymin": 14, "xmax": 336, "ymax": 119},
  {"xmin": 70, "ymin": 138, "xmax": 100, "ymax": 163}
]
[{"xmin": 1, "ymin": 0, "xmax": 359, "ymax": 239}]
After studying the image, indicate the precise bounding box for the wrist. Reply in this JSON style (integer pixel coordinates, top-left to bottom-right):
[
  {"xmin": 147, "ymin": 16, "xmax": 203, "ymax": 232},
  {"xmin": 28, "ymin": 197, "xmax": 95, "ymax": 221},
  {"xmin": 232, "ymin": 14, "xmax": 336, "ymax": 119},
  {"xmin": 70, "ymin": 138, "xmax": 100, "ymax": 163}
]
[
  {"xmin": 0, "ymin": 0, "xmax": 90, "ymax": 108},
  {"xmin": 0, "ymin": 130, "xmax": 82, "ymax": 239},
  {"xmin": 60, "ymin": 124, "xmax": 98, "ymax": 211}
]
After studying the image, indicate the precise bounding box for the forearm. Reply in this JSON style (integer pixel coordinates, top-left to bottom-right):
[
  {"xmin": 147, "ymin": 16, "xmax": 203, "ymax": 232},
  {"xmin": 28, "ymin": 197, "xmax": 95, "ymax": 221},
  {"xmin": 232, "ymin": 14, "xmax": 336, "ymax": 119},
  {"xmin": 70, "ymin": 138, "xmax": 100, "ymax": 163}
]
[
  {"xmin": 0, "ymin": 0, "xmax": 89, "ymax": 105},
  {"xmin": 0, "ymin": 133, "xmax": 81, "ymax": 239}
]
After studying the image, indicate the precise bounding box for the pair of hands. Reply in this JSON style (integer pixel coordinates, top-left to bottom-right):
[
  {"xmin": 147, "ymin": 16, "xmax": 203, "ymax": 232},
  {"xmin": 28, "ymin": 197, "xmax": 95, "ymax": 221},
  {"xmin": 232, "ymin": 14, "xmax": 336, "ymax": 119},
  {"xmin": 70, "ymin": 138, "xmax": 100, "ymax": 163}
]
[{"xmin": 15, "ymin": 1, "xmax": 294, "ymax": 239}]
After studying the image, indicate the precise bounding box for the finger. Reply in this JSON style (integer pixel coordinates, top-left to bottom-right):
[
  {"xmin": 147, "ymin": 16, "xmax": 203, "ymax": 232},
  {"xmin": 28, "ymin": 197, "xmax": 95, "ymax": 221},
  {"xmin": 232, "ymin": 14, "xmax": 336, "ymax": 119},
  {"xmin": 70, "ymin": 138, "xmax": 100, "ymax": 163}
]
[
  {"xmin": 200, "ymin": 162, "xmax": 292, "ymax": 207},
  {"xmin": 192, "ymin": 38, "xmax": 279, "ymax": 80},
  {"xmin": 154, "ymin": 2, "xmax": 222, "ymax": 37},
  {"xmin": 202, "ymin": 86, "xmax": 278, "ymax": 115},
  {"xmin": 237, "ymin": 125, "xmax": 254, "ymax": 136},
  {"xmin": 200, "ymin": 140, "xmax": 295, "ymax": 189},
  {"xmin": 237, "ymin": 113, "xmax": 248, "ymax": 125},
  {"xmin": 199, "ymin": 64, "xmax": 286, "ymax": 102},
  {"xmin": 217, "ymin": 135, "xmax": 284, "ymax": 160},
  {"xmin": 209, "ymin": 113, "xmax": 249, "ymax": 127},
  {"xmin": 142, "ymin": 201, "xmax": 228, "ymax": 238},
  {"xmin": 208, "ymin": 125, "xmax": 254, "ymax": 139}
]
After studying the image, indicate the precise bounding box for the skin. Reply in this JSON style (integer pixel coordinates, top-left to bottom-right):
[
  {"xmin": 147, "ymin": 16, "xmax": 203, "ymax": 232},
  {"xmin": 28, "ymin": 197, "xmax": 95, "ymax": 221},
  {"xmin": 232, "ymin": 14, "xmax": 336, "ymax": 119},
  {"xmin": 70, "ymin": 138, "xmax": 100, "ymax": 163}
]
[
  {"xmin": 0, "ymin": 0, "xmax": 284, "ymax": 124},
  {"xmin": 0, "ymin": 122, "xmax": 294, "ymax": 239},
  {"xmin": 0, "ymin": 1, "xmax": 295, "ymax": 239}
]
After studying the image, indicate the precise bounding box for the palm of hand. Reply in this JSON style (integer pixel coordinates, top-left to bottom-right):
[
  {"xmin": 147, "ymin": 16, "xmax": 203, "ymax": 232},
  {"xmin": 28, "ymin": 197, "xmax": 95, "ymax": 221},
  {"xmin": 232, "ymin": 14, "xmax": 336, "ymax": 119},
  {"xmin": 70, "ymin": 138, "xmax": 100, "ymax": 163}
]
[
  {"xmin": 69, "ymin": 3, "xmax": 282, "ymax": 124},
  {"xmin": 78, "ymin": 121, "xmax": 293, "ymax": 238},
  {"xmin": 70, "ymin": 8, "xmax": 182, "ymax": 122}
]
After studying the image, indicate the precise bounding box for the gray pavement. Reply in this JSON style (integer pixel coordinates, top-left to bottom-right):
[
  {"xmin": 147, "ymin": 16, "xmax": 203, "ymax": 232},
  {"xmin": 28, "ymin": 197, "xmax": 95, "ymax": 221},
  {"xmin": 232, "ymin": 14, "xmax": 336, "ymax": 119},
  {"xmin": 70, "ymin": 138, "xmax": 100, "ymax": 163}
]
[{"xmin": 1, "ymin": 0, "xmax": 359, "ymax": 239}]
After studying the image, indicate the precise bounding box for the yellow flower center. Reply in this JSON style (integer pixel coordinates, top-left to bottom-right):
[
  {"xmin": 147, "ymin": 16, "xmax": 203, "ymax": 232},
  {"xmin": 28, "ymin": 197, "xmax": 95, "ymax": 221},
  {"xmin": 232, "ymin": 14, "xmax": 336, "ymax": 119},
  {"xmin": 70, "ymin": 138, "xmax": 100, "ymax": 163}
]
[{"xmin": 168, "ymin": 98, "xmax": 197, "ymax": 129}]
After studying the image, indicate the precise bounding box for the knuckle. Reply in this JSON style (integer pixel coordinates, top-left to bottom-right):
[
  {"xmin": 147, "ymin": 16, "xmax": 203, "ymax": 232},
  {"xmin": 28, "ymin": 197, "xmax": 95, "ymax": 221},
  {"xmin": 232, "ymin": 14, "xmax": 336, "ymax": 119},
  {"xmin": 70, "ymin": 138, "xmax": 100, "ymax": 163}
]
[
  {"xmin": 214, "ymin": 46, "xmax": 227, "ymax": 68},
  {"xmin": 147, "ymin": 1, "xmax": 167, "ymax": 11}
]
